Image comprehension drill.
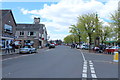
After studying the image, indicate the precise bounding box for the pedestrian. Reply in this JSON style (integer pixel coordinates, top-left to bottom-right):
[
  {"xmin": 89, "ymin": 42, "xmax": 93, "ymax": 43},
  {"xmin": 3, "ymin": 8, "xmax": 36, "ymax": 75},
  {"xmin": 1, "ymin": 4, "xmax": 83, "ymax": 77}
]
[
  {"xmin": 5, "ymin": 43, "xmax": 10, "ymax": 54},
  {"xmin": 11, "ymin": 42, "xmax": 15, "ymax": 53},
  {"xmin": 72, "ymin": 43, "xmax": 75, "ymax": 48},
  {"xmin": 75, "ymin": 43, "xmax": 78, "ymax": 48}
]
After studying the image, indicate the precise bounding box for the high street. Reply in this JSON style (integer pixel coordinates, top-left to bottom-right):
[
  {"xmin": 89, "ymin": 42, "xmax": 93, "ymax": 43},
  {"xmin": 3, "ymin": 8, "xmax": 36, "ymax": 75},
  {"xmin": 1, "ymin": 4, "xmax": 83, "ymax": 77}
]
[{"xmin": 2, "ymin": 45, "xmax": 118, "ymax": 79}]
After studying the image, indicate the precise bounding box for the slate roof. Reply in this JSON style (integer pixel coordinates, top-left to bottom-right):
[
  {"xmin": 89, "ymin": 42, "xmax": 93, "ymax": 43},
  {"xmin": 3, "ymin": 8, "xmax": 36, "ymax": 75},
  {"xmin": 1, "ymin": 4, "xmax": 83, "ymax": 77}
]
[
  {"xmin": 0, "ymin": 9, "xmax": 16, "ymax": 26},
  {"xmin": 16, "ymin": 24, "xmax": 45, "ymax": 34}
]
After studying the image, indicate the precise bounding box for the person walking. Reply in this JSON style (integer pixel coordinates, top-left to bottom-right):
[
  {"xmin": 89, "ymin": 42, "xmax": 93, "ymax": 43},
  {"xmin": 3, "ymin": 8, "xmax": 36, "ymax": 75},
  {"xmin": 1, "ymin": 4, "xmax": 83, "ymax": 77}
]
[
  {"xmin": 11, "ymin": 42, "xmax": 16, "ymax": 53},
  {"xmin": 5, "ymin": 41, "xmax": 10, "ymax": 54}
]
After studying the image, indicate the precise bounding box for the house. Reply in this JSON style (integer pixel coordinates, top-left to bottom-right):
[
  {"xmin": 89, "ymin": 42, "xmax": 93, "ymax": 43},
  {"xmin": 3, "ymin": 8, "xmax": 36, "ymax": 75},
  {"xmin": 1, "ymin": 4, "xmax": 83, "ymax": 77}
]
[
  {"xmin": 0, "ymin": 10, "xmax": 16, "ymax": 49},
  {"xmin": 15, "ymin": 18, "xmax": 47, "ymax": 48}
]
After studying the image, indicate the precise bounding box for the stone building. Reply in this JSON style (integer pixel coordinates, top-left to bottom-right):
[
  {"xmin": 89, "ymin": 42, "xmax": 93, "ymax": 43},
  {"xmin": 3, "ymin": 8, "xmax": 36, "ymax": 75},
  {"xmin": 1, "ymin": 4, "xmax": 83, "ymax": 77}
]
[
  {"xmin": 0, "ymin": 10, "xmax": 16, "ymax": 49},
  {"xmin": 15, "ymin": 18, "xmax": 47, "ymax": 48}
]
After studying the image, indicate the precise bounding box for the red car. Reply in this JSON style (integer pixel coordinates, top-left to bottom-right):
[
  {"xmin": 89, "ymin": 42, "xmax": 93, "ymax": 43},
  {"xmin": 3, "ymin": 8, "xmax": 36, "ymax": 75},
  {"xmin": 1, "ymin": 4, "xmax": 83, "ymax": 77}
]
[{"xmin": 105, "ymin": 46, "xmax": 119, "ymax": 54}]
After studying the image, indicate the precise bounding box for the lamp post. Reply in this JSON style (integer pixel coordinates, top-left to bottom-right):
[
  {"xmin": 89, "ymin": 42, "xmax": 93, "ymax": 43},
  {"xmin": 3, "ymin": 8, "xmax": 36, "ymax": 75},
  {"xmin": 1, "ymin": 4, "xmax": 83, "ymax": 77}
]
[
  {"xmin": 95, "ymin": 13, "xmax": 100, "ymax": 47},
  {"xmin": 76, "ymin": 28, "xmax": 81, "ymax": 46}
]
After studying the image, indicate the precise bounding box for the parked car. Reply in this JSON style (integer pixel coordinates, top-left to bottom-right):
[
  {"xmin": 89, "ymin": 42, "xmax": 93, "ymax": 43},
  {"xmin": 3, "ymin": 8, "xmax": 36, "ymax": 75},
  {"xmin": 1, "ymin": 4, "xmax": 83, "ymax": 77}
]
[
  {"xmin": 84, "ymin": 45, "xmax": 89, "ymax": 50},
  {"xmin": 105, "ymin": 46, "xmax": 119, "ymax": 54},
  {"xmin": 81, "ymin": 45, "xmax": 89, "ymax": 49},
  {"xmin": 19, "ymin": 45, "xmax": 37, "ymax": 54},
  {"xmin": 76, "ymin": 45, "xmax": 80, "ymax": 49},
  {"xmin": 49, "ymin": 43, "xmax": 55, "ymax": 49}
]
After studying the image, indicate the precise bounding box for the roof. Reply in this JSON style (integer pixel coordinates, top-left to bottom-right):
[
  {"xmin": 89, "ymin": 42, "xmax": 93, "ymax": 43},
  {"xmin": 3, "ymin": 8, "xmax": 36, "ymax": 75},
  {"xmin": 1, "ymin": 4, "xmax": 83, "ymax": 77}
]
[
  {"xmin": 103, "ymin": 41, "xmax": 117, "ymax": 43},
  {"xmin": 16, "ymin": 24, "xmax": 45, "ymax": 34},
  {"xmin": 0, "ymin": 9, "xmax": 17, "ymax": 26}
]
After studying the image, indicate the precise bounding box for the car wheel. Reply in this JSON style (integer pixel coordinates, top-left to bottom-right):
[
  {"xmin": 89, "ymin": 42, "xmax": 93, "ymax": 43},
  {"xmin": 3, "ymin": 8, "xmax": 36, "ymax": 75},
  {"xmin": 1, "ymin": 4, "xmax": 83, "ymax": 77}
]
[{"xmin": 29, "ymin": 51, "xmax": 32, "ymax": 54}]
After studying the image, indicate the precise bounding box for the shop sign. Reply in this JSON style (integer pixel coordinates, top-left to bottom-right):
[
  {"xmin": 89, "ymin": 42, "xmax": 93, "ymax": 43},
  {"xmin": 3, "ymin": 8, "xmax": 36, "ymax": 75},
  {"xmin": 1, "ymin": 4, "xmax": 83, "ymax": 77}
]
[{"xmin": 2, "ymin": 34, "xmax": 15, "ymax": 38}]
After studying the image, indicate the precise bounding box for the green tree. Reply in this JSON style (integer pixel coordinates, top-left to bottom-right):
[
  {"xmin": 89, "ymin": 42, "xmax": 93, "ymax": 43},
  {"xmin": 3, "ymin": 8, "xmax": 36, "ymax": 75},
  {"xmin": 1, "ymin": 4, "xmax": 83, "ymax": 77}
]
[
  {"xmin": 69, "ymin": 24, "xmax": 81, "ymax": 43},
  {"xmin": 64, "ymin": 35, "xmax": 74, "ymax": 44},
  {"xmin": 77, "ymin": 13, "xmax": 101, "ymax": 49},
  {"xmin": 99, "ymin": 26, "xmax": 114, "ymax": 43},
  {"xmin": 110, "ymin": 11, "xmax": 120, "ymax": 42}
]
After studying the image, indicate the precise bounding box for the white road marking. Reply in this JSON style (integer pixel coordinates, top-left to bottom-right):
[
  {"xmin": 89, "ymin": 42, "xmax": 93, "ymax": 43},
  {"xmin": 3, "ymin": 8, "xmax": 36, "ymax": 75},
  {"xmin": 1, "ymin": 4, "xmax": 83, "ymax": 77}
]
[
  {"xmin": 83, "ymin": 66, "xmax": 87, "ymax": 70},
  {"xmin": 80, "ymin": 50, "xmax": 86, "ymax": 62},
  {"xmin": 82, "ymin": 73, "xmax": 87, "ymax": 78},
  {"xmin": 45, "ymin": 49, "xmax": 50, "ymax": 51},
  {"xmin": 83, "ymin": 69, "xmax": 87, "ymax": 73},
  {"xmin": 45, "ymin": 49, "xmax": 54, "ymax": 52},
  {"xmin": 2, "ymin": 54, "xmax": 35, "ymax": 61},
  {"xmin": 79, "ymin": 50, "xmax": 97, "ymax": 79},
  {"xmin": 91, "ymin": 70, "xmax": 95, "ymax": 73},
  {"xmin": 91, "ymin": 74, "xmax": 97, "ymax": 78},
  {"xmin": 89, "ymin": 61, "xmax": 97, "ymax": 78},
  {"xmin": 83, "ymin": 64, "xmax": 87, "ymax": 67},
  {"xmin": 82, "ymin": 60, "xmax": 87, "ymax": 78},
  {"xmin": 90, "ymin": 67, "xmax": 94, "ymax": 70},
  {"xmin": 89, "ymin": 63, "xmax": 93, "ymax": 65},
  {"xmin": 89, "ymin": 61, "xmax": 92, "ymax": 63},
  {"xmin": 80, "ymin": 50, "xmax": 88, "ymax": 78},
  {"xmin": 84, "ymin": 63, "xmax": 87, "ymax": 65},
  {"xmin": 90, "ymin": 65, "xmax": 93, "ymax": 67},
  {"xmin": 84, "ymin": 61, "xmax": 87, "ymax": 63}
]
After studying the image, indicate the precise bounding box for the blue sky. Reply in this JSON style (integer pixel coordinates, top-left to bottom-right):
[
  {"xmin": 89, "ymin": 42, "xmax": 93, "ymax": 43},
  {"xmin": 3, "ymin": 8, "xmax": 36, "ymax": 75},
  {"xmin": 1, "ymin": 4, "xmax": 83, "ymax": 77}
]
[
  {"xmin": 1, "ymin": 2, "xmax": 57, "ymax": 23},
  {"xmin": 0, "ymin": 0, "xmax": 118, "ymax": 40}
]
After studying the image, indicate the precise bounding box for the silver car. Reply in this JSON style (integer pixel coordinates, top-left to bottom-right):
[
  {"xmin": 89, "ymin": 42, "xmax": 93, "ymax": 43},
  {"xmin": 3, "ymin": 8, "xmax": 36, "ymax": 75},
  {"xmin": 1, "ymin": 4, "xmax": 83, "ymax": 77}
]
[{"xmin": 19, "ymin": 46, "xmax": 37, "ymax": 54}]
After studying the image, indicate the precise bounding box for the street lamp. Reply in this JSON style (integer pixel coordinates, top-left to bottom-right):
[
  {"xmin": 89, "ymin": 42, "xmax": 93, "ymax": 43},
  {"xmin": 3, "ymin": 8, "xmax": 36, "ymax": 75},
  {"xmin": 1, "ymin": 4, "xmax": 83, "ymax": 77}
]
[
  {"xmin": 94, "ymin": 13, "xmax": 100, "ymax": 47},
  {"xmin": 76, "ymin": 28, "xmax": 81, "ymax": 46}
]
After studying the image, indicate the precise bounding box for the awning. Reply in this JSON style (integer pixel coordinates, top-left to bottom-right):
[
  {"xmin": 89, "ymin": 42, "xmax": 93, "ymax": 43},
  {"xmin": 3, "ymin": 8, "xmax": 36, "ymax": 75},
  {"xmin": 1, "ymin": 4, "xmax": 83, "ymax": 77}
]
[
  {"xmin": 1, "ymin": 37, "xmax": 14, "ymax": 40},
  {"xmin": 103, "ymin": 41, "xmax": 117, "ymax": 43}
]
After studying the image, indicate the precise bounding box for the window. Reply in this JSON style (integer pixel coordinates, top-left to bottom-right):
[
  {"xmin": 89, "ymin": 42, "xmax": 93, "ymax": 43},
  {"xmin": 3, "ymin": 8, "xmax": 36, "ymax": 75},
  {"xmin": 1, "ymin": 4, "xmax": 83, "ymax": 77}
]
[
  {"xmin": 28, "ymin": 32, "xmax": 36, "ymax": 36},
  {"xmin": 4, "ymin": 24, "xmax": 12, "ymax": 33},
  {"xmin": 20, "ymin": 31, "xmax": 24, "ymax": 35},
  {"xmin": 30, "ymin": 32, "xmax": 34, "ymax": 35}
]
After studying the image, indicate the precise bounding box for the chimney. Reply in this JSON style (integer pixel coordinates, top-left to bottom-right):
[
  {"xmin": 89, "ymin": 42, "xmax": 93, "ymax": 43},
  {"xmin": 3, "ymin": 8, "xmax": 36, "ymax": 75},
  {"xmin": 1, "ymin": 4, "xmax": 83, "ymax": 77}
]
[{"xmin": 34, "ymin": 17, "xmax": 40, "ymax": 24}]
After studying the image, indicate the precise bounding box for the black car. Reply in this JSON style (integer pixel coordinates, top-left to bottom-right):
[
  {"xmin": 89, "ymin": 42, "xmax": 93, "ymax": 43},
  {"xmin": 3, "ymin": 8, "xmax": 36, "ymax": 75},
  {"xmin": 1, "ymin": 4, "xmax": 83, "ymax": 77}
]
[{"xmin": 49, "ymin": 43, "xmax": 55, "ymax": 49}]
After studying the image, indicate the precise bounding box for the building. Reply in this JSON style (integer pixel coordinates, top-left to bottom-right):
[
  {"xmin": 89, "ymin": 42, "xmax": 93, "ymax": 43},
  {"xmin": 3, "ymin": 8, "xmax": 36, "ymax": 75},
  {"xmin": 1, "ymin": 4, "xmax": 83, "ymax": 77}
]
[
  {"xmin": 15, "ymin": 18, "xmax": 47, "ymax": 48},
  {"xmin": 0, "ymin": 10, "xmax": 16, "ymax": 49}
]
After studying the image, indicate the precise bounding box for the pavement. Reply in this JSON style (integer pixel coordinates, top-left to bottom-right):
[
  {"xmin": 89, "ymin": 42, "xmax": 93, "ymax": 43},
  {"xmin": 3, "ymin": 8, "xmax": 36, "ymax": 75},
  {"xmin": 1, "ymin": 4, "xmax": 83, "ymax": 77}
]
[
  {"xmin": 0, "ymin": 49, "xmax": 19, "ymax": 56},
  {"xmin": 2, "ymin": 45, "xmax": 119, "ymax": 79}
]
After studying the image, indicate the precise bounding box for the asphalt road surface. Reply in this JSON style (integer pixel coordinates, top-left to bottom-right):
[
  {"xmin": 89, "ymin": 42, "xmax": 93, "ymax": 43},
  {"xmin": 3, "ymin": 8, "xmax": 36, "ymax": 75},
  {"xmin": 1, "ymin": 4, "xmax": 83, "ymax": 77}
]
[{"xmin": 2, "ymin": 45, "xmax": 118, "ymax": 79}]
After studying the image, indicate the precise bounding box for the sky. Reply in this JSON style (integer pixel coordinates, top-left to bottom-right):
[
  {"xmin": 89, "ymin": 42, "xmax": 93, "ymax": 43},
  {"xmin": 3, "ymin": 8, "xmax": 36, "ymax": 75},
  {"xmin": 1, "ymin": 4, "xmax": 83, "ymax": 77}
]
[{"xmin": 0, "ymin": 0, "xmax": 119, "ymax": 41}]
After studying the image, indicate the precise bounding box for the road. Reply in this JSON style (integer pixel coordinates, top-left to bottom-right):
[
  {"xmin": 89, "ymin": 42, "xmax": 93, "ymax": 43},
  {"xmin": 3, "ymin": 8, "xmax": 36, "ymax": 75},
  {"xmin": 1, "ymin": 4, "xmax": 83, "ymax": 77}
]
[{"xmin": 2, "ymin": 45, "xmax": 118, "ymax": 79}]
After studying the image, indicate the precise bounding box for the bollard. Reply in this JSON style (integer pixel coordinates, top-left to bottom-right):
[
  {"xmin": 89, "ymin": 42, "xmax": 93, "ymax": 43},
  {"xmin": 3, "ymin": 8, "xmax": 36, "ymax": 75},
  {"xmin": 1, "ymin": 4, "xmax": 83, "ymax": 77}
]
[{"xmin": 113, "ymin": 52, "xmax": 119, "ymax": 62}]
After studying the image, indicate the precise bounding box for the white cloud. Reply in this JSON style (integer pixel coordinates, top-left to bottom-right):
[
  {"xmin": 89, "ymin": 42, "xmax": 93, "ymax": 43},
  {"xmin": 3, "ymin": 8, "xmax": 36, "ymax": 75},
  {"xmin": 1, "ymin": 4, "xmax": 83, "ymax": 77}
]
[
  {"xmin": 31, "ymin": 15, "xmax": 40, "ymax": 19},
  {"xmin": 47, "ymin": 30, "xmax": 68, "ymax": 41},
  {"xmin": 21, "ymin": 8, "xmax": 29, "ymax": 15},
  {"xmin": 99, "ymin": 18, "xmax": 110, "ymax": 26},
  {"xmin": 20, "ymin": 0, "xmax": 119, "ymax": 40},
  {"xmin": 98, "ymin": 0, "xmax": 118, "ymax": 19}
]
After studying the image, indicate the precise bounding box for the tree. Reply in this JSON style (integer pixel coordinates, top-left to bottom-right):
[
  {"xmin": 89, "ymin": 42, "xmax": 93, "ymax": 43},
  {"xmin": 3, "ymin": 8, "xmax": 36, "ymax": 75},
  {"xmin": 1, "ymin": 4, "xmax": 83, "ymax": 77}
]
[
  {"xmin": 64, "ymin": 35, "xmax": 74, "ymax": 44},
  {"xmin": 77, "ymin": 13, "xmax": 101, "ymax": 49},
  {"xmin": 99, "ymin": 26, "xmax": 114, "ymax": 43},
  {"xmin": 69, "ymin": 24, "xmax": 81, "ymax": 44},
  {"xmin": 110, "ymin": 11, "xmax": 120, "ymax": 42}
]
